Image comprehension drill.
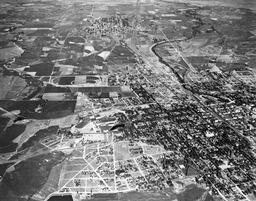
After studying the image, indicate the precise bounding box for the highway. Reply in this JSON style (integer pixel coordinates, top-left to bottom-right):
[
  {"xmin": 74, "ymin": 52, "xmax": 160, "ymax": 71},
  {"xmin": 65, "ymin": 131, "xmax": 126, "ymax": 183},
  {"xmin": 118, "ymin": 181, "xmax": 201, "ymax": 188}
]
[
  {"xmin": 157, "ymin": 29, "xmax": 252, "ymax": 151},
  {"xmin": 159, "ymin": 29, "xmax": 197, "ymax": 73},
  {"xmin": 127, "ymin": 28, "xmax": 253, "ymax": 200}
]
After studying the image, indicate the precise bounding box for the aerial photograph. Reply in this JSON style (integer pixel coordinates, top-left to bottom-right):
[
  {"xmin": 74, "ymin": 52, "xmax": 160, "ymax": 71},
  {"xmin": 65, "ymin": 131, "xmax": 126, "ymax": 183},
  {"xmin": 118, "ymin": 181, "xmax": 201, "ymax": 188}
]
[{"xmin": 0, "ymin": 0, "xmax": 256, "ymax": 200}]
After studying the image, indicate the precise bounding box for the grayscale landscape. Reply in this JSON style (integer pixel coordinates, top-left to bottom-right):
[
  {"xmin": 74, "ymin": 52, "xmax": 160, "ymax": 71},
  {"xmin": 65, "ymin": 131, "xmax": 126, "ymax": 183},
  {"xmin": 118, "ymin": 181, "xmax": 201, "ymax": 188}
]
[{"xmin": 0, "ymin": 0, "xmax": 256, "ymax": 201}]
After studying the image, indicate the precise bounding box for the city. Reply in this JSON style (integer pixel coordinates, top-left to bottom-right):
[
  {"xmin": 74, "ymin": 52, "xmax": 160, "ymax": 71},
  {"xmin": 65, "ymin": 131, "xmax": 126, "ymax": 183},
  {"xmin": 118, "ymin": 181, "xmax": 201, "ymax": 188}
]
[{"xmin": 0, "ymin": 0, "xmax": 256, "ymax": 201}]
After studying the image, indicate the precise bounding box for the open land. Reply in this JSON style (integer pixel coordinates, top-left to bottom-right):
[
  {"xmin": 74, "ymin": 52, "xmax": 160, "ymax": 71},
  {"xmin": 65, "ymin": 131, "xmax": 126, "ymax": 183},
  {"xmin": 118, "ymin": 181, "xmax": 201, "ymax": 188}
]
[{"xmin": 0, "ymin": 0, "xmax": 256, "ymax": 201}]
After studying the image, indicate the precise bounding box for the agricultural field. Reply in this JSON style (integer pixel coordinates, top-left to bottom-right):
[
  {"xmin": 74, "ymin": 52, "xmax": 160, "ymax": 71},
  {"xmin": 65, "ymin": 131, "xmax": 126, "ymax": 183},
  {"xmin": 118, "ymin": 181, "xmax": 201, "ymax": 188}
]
[{"xmin": 0, "ymin": 0, "xmax": 256, "ymax": 201}]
